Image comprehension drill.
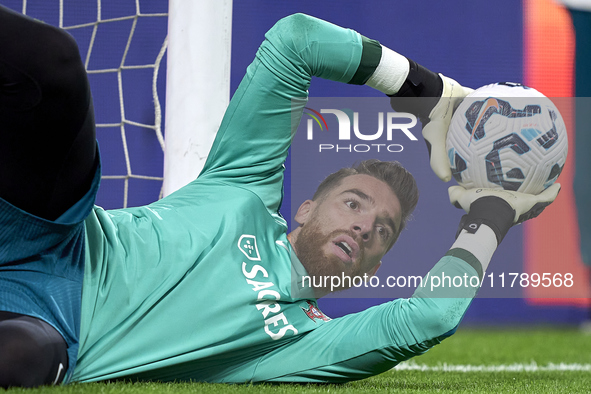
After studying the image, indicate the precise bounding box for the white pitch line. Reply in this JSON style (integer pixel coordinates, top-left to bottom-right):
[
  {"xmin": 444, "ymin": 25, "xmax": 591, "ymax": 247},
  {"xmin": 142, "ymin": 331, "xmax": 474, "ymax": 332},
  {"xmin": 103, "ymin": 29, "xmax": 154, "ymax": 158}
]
[{"xmin": 394, "ymin": 361, "xmax": 591, "ymax": 372}]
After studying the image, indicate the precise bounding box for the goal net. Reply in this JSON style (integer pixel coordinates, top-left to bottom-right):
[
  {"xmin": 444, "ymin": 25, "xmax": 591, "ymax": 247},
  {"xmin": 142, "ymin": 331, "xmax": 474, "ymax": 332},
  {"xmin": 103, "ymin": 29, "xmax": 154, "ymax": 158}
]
[
  {"xmin": 10, "ymin": 0, "xmax": 169, "ymax": 209},
  {"xmin": 7, "ymin": 0, "xmax": 231, "ymax": 209}
]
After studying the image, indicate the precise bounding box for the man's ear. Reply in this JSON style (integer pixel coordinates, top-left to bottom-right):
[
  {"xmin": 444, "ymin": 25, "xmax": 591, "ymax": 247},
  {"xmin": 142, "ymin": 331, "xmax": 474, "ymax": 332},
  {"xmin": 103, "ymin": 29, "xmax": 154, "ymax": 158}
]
[
  {"xmin": 294, "ymin": 200, "xmax": 316, "ymax": 225},
  {"xmin": 367, "ymin": 261, "xmax": 381, "ymax": 277}
]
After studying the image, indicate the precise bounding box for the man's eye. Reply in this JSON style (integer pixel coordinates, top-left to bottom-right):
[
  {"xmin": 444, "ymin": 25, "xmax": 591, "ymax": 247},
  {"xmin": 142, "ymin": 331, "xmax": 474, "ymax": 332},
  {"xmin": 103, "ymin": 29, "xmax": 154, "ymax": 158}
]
[
  {"xmin": 377, "ymin": 226, "xmax": 390, "ymax": 239},
  {"xmin": 346, "ymin": 200, "xmax": 358, "ymax": 210}
]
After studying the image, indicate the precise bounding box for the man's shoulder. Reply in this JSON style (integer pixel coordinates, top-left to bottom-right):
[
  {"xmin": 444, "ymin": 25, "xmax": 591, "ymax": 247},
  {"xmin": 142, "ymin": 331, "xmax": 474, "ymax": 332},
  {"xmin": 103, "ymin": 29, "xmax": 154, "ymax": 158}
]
[
  {"xmin": 162, "ymin": 178, "xmax": 285, "ymax": 222},
  {"xmin": 172, "ymin": 177, "xmax": 270, "ymax": 203},
  {"xmin": 85, "ymin": 179, "xmax": 288, "ymax": 238}
]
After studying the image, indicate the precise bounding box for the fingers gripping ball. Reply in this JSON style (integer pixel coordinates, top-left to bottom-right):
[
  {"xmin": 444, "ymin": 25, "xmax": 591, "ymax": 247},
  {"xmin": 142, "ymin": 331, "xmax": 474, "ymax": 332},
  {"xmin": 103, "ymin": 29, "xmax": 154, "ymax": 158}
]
[
  {"xmin": 388, "ymin": 63, "xmax": 473, "ymax": 183},
  {"xmin": 423, "ymin": 75, "xmax": 474, "ymax": 182},
  {"xmin": 446, "ymin": 82, "xmax": 568, "ymax": 194}
]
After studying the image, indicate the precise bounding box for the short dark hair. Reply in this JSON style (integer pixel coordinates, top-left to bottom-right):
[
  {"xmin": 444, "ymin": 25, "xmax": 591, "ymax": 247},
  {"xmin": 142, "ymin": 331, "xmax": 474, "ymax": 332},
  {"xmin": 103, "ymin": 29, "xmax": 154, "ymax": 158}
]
[{"xmin": 313, "ymin": 159, "xmax": 419, "ymax": 242}]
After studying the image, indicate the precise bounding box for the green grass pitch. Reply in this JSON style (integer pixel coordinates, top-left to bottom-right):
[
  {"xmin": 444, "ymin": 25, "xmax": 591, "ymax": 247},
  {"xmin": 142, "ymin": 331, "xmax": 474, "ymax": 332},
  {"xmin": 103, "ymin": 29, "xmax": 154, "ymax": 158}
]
[{"xmin": 6, "ymin": 327, "xmax": 591, "ymax": 393}]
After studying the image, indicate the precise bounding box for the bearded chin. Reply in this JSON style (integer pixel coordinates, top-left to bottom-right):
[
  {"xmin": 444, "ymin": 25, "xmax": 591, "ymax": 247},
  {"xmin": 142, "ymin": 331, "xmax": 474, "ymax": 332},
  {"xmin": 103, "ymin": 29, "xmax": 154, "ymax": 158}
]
[{"xmin": 294, "ymin": 222, "xmax": 364, "ymax": 294}]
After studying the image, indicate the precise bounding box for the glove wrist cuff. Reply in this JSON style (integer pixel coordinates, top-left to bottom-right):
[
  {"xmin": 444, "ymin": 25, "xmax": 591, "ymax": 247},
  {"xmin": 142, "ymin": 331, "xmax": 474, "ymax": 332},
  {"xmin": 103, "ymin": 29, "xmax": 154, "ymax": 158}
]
[
  {"xmin": 456, "ymin": 196, "xmax": 515, "ymax": 245},
  {"xmin": 388, "ymin": 58, "xmax": 442, "ymax": 123}
]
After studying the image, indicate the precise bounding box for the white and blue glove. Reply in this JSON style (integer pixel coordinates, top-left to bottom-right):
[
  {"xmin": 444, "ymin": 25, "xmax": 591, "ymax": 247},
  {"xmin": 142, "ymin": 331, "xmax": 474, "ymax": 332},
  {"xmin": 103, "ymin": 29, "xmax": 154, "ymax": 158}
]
[
  {"xmin": 389, "ymin": 59, "xmax": 472, "ymax": 182},
  {"xmin": 423, "ymin": 75, "xmax": 473, "ymax": 182}
]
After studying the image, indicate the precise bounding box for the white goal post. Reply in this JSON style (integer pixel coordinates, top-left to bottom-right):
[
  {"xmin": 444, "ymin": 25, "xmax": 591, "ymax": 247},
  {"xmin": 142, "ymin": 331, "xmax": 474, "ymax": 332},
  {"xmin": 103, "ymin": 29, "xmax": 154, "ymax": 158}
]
[{"xmin": 162, "ymin": 0, "xmax": 233, "ymax": 196}]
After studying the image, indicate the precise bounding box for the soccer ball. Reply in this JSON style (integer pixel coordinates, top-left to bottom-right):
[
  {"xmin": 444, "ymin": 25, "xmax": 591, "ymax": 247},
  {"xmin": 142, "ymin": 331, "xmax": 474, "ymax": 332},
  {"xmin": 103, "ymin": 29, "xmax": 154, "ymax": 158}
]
[{"xmin": 446, "ymin": 82, "xmax": 568, "ymax": 195}]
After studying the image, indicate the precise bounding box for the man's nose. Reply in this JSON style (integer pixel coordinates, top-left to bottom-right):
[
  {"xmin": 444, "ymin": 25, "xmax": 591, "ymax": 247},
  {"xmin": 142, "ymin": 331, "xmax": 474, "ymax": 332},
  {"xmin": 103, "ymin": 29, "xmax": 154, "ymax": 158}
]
[{"xmin": 351, "ymin": 215, "xmax": 373, "ymax": 241}]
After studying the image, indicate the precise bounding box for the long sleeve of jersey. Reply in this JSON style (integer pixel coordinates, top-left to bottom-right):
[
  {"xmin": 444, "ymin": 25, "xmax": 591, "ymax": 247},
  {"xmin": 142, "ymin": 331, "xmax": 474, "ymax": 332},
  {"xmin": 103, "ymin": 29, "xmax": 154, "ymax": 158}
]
[
  {"xmin": 198, "ymin": 13, "xmax": 383, "ymax": 215},
  {"xmin": 248, "ymin": 252, "xmax": 481, "ymax": 383}
]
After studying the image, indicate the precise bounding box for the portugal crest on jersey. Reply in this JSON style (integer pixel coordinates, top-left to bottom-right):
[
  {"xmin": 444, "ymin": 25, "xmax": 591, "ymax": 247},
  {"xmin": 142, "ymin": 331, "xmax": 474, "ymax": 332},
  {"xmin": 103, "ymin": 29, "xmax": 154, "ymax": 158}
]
[{"xmin": 301, "ymin": 301, "xmax": 330, "ymax": 322}]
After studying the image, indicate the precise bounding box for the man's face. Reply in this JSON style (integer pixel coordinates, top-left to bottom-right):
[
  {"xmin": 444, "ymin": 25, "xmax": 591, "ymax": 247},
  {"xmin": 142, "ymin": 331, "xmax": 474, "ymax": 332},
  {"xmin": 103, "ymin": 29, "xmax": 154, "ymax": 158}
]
[{"xmin": 292, "ymin": 174, "xmax": 402, "ymax": 292}]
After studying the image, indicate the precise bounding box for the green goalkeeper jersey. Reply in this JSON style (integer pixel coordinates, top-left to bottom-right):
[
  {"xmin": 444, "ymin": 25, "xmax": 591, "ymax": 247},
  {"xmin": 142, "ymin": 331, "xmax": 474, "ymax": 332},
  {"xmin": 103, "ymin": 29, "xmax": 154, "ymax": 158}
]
[{"xmin": 73, "ymin": 14, "xmax": 479, "ymax": 383}]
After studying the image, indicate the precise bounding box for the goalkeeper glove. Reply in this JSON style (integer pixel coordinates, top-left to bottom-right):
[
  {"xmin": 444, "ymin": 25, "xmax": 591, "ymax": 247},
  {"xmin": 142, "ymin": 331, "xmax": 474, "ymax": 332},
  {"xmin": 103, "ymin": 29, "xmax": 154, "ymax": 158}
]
[
  {"xmin": 423, "ymin": 75, "xmax": 473, "ymax": 182},
  {"xmin": 448, "ymin": 184, "xmax": 561, "ymax": 245},
  {"xmin": 389, "ymin": 59, "xmax": 472, "ymax": 182}
]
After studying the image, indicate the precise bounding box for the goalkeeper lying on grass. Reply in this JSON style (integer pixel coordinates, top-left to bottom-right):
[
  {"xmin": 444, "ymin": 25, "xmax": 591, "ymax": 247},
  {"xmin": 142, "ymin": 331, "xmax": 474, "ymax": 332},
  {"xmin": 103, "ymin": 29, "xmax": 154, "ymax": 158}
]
[{"xmin": 0, "ymin": 7, "xmax": 559, "ymax": 387}]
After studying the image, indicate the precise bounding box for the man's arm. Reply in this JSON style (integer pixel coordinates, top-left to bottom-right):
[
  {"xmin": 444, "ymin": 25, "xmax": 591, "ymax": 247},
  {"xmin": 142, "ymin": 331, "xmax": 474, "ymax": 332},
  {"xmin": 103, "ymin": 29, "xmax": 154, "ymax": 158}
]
[
  {"xmin": 236, "ymin": 187, "xmax": 560, "ymax": 383},
  {"xmin": 240, "ymin": 249, "xmax": 480, "ymax": 383},
  {"xmin": 196, "ymin": 13, "xmax": 462, "ymax": 214},
  {"xmin": 197, "ymin": 14, "xmax": 379, "ymax": 214}
]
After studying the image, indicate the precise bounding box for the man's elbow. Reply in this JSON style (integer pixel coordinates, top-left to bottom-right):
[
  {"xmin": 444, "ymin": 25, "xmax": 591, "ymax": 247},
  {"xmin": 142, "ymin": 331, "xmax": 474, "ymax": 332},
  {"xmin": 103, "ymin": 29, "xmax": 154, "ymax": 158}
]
[
  {"xmin": 265, "ymin": 13, "xmax": 318, "ymax": 52},
  {"xmin": 406, "ymin": 297, "xmax": 469, "ymax": 342}
]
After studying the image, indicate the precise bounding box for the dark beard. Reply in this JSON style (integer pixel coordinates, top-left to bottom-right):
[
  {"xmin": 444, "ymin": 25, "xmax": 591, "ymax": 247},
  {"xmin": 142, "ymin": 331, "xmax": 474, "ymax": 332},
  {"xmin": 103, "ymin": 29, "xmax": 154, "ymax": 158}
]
[{"xmin": 294, "ymin": 220, "xmax": 365, "ymax": 294}]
